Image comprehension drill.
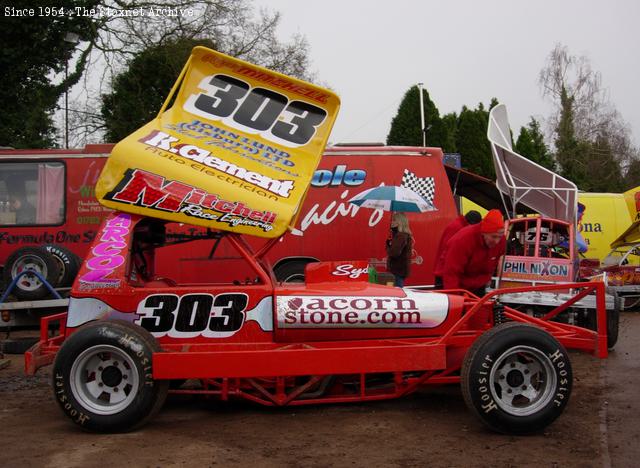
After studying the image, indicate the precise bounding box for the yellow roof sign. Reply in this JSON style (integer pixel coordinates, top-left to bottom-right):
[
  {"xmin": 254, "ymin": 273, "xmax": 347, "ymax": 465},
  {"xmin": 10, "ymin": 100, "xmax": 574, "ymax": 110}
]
[{"xmin": 96, "ymin": 46, "xmax": 340, "ymax": 237}]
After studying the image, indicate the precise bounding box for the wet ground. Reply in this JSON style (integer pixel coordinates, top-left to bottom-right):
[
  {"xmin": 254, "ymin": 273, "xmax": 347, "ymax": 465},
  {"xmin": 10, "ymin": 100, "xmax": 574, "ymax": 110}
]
[{"xmin": 1, "ymin": 313, "xmax": 638, "ymax": 467}]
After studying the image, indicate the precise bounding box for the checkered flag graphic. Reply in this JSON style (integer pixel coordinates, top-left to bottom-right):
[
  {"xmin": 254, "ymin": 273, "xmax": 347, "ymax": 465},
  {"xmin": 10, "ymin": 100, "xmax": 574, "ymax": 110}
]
[{"xmin": 401, "ymin": 169, "xmax": 436, "ymax": 205}]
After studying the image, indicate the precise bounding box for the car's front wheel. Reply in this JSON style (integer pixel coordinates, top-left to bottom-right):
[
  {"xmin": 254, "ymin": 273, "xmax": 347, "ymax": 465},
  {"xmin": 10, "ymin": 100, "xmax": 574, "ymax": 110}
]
[{"xmin": 52, "ymin": 320, "xmax": 169, "ymax": 432}]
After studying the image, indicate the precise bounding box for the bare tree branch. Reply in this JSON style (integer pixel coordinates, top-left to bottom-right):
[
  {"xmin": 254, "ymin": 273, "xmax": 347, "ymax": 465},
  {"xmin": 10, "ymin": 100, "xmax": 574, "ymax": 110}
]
[
  {"xmin": 62, "ymin": 0, "xmax": 315, "ymax": 146},
  {"xmin": 539, "ymin": 43, "xmax": 636, "ymax": 171}
]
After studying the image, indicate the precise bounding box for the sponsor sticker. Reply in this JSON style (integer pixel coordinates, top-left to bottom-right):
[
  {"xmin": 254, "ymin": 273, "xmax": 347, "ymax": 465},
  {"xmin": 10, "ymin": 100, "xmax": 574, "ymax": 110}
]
[
  {"xmin": 96, "ymin": 47, "xmax": 339, "ymax": 237},
  {"xmin": 502, "ymin": 258, "xmax": 570, "ymax": 281},
  {"xmin": 276, "ymin": 290, "xmax": 448, "ymax": 329},
  {"xmin": 104, "ymin": 168, "xmax": 277, "ymax": 232},
  {"xmin": 78, "ymin": 212, "xmax": 131, "ymax": 288}
]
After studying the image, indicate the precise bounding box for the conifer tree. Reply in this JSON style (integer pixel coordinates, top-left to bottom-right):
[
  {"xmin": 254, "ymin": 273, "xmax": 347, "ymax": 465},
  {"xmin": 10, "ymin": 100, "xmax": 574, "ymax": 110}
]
[
  {"xmin": 386, "ymin": 85, "xmax": 450, "ymax": 149},
  {"xmin": 554, "ymin": 87, "xmax": 586, "ymax": 186},
  {"xmin": 515, "ymin": 118, "xmax": 555, "ymax": 171},
  {"xmin": 455, "ymin": 103, "xmax": 493, "ymax": 178}
]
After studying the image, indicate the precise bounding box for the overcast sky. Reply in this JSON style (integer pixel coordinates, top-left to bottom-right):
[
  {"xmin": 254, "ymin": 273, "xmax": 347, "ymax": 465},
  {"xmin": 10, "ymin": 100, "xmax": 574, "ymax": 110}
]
[{"xmin": 258, "ymin": 0, "xmax": 640, "ymax": 147}]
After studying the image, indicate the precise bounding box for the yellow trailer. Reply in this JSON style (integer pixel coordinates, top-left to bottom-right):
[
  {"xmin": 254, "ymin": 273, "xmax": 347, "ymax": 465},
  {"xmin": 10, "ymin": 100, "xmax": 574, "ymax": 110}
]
[{"xmin": 577, "ymin": 188, "xmax": 639, "ymax": 261}]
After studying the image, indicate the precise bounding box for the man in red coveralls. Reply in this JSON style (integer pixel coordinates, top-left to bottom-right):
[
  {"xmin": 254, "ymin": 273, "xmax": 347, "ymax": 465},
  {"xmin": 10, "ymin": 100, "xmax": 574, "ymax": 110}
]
[
  {"xmin": 433, "ymin": 210, "xmax": 481, "ymax": 288},
  {"xmin": 438, "ymin": 209, "xmax": 506, "ymax": 296}
]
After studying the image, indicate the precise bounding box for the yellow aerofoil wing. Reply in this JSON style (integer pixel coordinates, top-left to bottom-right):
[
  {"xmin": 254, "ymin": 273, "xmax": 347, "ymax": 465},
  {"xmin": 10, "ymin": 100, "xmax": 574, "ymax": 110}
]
[{"xmin": 95, "ymin": 46, "xmax": 340, "ymax": 237}]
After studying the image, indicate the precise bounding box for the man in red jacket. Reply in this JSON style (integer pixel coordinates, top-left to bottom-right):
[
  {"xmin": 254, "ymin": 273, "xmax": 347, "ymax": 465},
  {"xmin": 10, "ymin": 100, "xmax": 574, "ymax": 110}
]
[
  {"xmin": 433, "ymin": 210, "xmax": 481, "ymax": 288},
  {"xmin": 438, "ymin": 209, "xmax": 506, "ymax": 296}
]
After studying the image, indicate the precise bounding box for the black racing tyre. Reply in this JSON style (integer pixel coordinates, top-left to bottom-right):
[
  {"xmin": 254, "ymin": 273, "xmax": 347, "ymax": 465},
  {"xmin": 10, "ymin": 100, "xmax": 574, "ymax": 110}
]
[
  {"xmin": 43, "ymin": 245, "xmax": 81, "ymax": 287},
  {"xmin": 583, "ymin": 303, "xmax": 619, "ymax": 350},
  {"xmin": 461, "ymin": 322, "xmax": 572, "ymax": 435},
  {"xmin": 606, "ymin": 295, "xmax": 620, "ymax": 349},
  {"xmin": 2, "ymin": 247, "xmax": 61, "ymax": 300},
  {"xmin": 52, "ymin": 320, "xmax": 169, "ymax": 433},
  {"xmin": 274, "ymin": 260, "xmax": 312, "ymax": 283}
]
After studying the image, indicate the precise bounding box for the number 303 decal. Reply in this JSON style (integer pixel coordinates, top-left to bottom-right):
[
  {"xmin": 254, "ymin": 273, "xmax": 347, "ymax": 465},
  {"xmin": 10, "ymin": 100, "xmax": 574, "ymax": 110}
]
[
  {"xmin": 183, "ymin": 74, "xmax": 327, "ymax": 147},
  {"xmin": 135, "ymin": 293, "xmax": 248, "ymax": 338}
]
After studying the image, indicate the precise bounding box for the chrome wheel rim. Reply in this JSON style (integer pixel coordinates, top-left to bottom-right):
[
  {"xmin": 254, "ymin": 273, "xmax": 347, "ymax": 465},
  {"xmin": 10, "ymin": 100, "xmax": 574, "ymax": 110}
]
[
  {"xmin": 70, "ymin": 345, "xmax": 139, "ymax": 415},
  {"xmin": 489, "ymin": 345, "xmax": 556, "ymax": 416}
]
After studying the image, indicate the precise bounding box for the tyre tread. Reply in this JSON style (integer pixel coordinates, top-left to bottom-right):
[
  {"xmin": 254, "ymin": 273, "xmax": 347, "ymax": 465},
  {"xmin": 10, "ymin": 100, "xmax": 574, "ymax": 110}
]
[
  {"xmin": 53, "ymin": 319, "xmax": 169, "ymax": 432},
  {"xmin": 461, "ymin": 322, "xmax": 572, "ymax": 434}
]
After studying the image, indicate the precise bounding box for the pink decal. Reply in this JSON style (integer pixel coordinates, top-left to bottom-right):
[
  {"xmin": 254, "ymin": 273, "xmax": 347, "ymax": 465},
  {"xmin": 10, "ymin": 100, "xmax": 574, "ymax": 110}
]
[
  {"xmin": 79, "ymin": 270, "xmax": 120, "ymax": 284},
  {"xmin": 79, "ymin": 214, "xmax": 131, "ymax": 286},
  {"xmin": 107, "ymin": 214, "xmax": 132, "ymax": 228},
  {"xmin": 86, "ymin": 254, "xmax": 124, "ymax": 270},
  {"xmin": 93, "ymin": 241, "xmax": 127, "ymax": 256},
  {"xmin": 101, "ymin": 227, "xmax": 130, "ymax": 242}
]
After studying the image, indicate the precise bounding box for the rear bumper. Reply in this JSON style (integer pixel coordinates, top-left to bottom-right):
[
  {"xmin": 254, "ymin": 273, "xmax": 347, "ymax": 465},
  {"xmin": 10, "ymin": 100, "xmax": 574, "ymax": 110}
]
[{"xmin": 24, "ymin": 312, "xmax": 67, "ymax": 375}]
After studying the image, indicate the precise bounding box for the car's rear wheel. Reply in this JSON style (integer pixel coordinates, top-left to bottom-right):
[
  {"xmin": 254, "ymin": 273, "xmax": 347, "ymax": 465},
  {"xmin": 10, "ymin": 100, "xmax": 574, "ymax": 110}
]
[
  {"xmin": 52, "ymin": 320, "xmax": 169, "ymax": 432},
  {"xmin": 606, "ymin": 294, "xmax": 620, "ymax": 349},
  {"xmin": 582, "ymin": 302, "xmax": 620, "ymax": 349},
  {"xmin": 274, "ymin": 260, "xmax": 311, "ymax": 283},
  {"xmin": 461, "ymin": 322, "xmax": 572, "ymax": 434}
]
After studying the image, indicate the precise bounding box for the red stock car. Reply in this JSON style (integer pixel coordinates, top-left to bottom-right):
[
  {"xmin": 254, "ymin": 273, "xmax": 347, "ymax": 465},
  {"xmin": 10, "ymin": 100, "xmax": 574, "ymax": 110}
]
[{"xmin": 26, "ymin": 212, "xmax": 609, "ymax": 434}]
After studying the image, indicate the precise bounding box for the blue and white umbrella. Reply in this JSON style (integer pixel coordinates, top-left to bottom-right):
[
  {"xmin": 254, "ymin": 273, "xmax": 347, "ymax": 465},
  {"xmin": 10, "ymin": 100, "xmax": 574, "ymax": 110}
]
[{"xmin": 348, "ymin": 185, "xmax": 436, "ymax": 213}]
